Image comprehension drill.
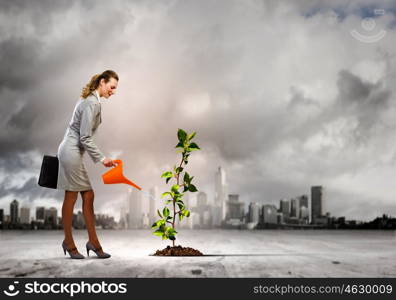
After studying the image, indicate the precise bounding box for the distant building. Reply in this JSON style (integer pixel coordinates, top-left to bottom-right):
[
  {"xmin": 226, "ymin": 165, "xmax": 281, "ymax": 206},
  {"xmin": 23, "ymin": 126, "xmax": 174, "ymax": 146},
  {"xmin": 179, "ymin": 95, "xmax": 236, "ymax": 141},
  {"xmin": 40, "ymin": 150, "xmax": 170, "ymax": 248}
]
[
  {"xmin": 311, "ymin": 186, "xmax": 323, "ymax": 223},
  {"xmin": 20, "ymin": 207, "xmax": 30, "ymax": 224},
  {"xmin": 262, "ymin": 205, "xmax": 278, "ymax": 224},
  {"xmin": 10, "ymin": 200, "xmax": 19, "ymax": 224},
  {"xmin": 73, "ymin": 211, "xmax": 85, "ymax": 229},
  {"xmin": 45, "ymin": 207, "xmax": 58, "ymax": 227},
  {"xmin": 192, "ymin": 191, "xmax": 212, "ymax": 228},
  {"xmin": 197, "ymin": 192, "xmax": 208, "ymax": 207},
  {"xmin": 290, "ymin": 198, "xmax": 300, "ymax": 219},
  {"xmin": 148, "ymin": 186, "xmax": 159, "ymax": 226},
  {"xmin": 226, "ymin": 194, "xmax": 244, "ymax": 220},
  {"xmin": 214, "ymin": 166, "xmax": 228, "ymax": 225},
  {"xmin": 128, "ymin": 188, "xmax": 143, "ymax": 229},
  {"xmin": 0, "ymin": 209, "xmax": 3, "ymax": 227},
  {"xmin": 298, "ymin": 195, "xmax": 309, "ymax": 222},
  {"xmin": 248, "ymin": 202, "xmax": 260, "ymax": 225},
  {"xmin": 279, "ymin": 199, "xmax": 290, "ymax": 219},
  {"xmin": 36, "ymin": 207, "xmax": 45, "ymax": 221}
]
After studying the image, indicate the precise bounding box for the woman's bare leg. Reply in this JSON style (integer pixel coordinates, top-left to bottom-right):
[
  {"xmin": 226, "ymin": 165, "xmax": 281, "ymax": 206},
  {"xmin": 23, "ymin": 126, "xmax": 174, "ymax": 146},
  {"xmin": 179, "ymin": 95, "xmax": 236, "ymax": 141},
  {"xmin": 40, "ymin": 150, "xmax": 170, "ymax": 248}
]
[
  {"xmin": 81, "ymin": 189, "xmax": 101, "ymax": 249},
  {"xmin": 62, "ymin": 191, "xmax": 79, "ymax": 252}
]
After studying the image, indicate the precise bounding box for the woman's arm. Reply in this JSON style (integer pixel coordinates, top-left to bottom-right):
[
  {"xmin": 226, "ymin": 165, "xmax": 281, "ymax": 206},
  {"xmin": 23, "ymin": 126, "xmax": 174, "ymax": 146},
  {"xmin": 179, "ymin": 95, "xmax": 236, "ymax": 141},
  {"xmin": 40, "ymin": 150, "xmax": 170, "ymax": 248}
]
[{"xmin": 79, "ymin": 101, "xmax": 106, "ymax": 163}]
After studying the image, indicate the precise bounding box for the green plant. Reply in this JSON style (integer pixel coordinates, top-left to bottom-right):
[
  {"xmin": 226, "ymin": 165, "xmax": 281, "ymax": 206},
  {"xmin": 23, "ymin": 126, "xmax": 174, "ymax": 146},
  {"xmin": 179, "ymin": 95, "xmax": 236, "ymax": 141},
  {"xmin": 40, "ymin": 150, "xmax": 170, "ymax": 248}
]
[{"xmin": 151, "ymin": 128, "xmax": 200, "ymax": 247}]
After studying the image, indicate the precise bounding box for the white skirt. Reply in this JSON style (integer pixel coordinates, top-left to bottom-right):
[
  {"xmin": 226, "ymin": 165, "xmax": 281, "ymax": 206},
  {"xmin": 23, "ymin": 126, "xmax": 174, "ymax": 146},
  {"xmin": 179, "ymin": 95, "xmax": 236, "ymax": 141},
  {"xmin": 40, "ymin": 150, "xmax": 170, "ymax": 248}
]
[{"xmin": 57, "ymin": 139, "xmax": 92, "ymax": 191}]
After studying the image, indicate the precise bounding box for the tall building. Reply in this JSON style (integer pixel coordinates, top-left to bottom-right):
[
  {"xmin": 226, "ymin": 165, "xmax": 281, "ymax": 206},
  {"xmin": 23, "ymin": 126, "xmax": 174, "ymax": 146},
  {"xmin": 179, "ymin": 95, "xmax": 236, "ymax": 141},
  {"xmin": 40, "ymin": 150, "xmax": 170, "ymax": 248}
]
[
  {"xmin": 148, "ymin": 186, "xmax": 159, "ymax": 226},
  {"xmin": 279, "ymin": 199, "xmax": 290, "ymax": 218},
  {"xmin": 20, "ymin": 207, "xmax": 30, "ymax": 224},
  {"xmin": 290, "ymin": 198, "xmax": 300, "ymax": 219},
  {"xmin": 248, "ymin": 202, "xmax": 260, "ymax": 224},
  {"xmin": 10, "ymin": 199, "xmax": 19, "ymax": 224},
  {"xmin": 214, "ymin": 166, "xmax": 228, "ymax": 225},
  {"xmin": 45, "ymin": 207, "xmax": 58, "ymax": 226},
  {"xmin": 36, "ymin": 207, "xmax": 45, "ymax": 221},
  {"xmin": 226, "ymin": 194, "xmax": 244, "ymax": 220},
  {"xmin": 311, "ymin": 186, "xmax": 323, "ymax": 223},
  {"xmin": 262, "ymin": 205, "xmax": 278, "ymax": 224},
  {"xmin": 197, "ymin": 191, "xmax": 207, "ymax": 207},
  {"xmin": 0, "ymin": 208, "xmax": 3, "ymax": 226},
  {"xmin": 128, "ymin": 188, "xmax": 143, "ymax": 229},
  {"xmin": 298, "ymin": 195, "xmax": 309, "ymax": 222},
  {"xmin": 192, "ymin": 191, "xmax": 212, "ymax": 228}
]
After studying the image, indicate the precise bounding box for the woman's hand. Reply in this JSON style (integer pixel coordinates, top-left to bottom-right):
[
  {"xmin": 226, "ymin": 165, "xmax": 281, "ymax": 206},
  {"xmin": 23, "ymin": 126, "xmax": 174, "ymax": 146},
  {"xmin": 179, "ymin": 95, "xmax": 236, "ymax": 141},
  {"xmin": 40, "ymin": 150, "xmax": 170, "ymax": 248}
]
[{"xmin": 102, "ymin": 158, "xmax": 115, "ymax": 167}]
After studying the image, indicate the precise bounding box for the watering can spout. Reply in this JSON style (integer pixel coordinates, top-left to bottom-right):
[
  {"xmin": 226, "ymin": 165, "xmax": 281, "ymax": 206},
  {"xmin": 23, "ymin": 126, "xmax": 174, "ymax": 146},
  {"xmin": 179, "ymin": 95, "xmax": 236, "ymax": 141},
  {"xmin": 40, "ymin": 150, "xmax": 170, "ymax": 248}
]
[{"xmin": 102, "ymin": 159, "xmax": 142, "ymax": 190}]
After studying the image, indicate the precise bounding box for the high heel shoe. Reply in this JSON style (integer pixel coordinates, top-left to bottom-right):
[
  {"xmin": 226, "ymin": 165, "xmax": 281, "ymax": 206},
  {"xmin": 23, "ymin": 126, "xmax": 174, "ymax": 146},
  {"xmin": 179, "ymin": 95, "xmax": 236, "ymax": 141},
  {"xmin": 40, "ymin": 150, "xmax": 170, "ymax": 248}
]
[
  {"xmin": 62, "ymin": 242, "xmax": 85, "ymax": 259},
  {"xmin": 86, "ymin": 241, "xmax": 111, "ymax": 259}
]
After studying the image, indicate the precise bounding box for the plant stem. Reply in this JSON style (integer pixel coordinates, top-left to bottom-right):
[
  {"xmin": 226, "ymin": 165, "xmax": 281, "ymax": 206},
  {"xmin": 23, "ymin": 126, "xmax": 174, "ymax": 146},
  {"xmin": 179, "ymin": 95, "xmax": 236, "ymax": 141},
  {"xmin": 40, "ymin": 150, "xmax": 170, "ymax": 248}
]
[{"xmin": 171, "ymin": 152, "xmax": 185, "ymax": 247}]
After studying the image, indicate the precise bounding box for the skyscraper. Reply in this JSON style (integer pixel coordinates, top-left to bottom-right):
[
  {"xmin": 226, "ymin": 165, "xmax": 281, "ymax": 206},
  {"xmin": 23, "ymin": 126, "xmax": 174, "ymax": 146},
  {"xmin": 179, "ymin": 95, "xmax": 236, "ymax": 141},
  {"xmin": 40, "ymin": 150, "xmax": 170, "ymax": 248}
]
[
  {"xmin": 10, "ymin": 199, "xmax": 19, "ymax": 224},
  {"xmin": 311, "ymin": 186, "xmax": 323, "ymax": 224},
  {"xmin": 248, "ymin": 202, "xmax": 260, "ymax": 225},
  {"xmin": 148, "ymin": 186, "xmax": 159, "ymax": 226},
  {"xmin": 213, "ymin": 166, "xmax": 228, "ymax": 226},
  {"xmin": 226, "ymin": 194, "xmax": 244, "ymax": 220},
  {"xmin": 298, "ymin": 195, "xmax": 309, "ymax": 222},
  {"xmin": 45, "ymin": 207, "xmax": 58, "ymax": 226},
  {"xmin": 197, "ymin": 191, "xmax": 208, "ymax": 207},
  {"xmin": 279, "ymin": 199, "xmax": 290, "ymax": 218},
  {"xmin": 20, "ymin": 207, "xmax": 30, "ymax": 224},
  {"xmin": 36, "ymin": 207, "xmax": 45, "ymax": 221},
  {"xmin": 290, "ymin": 198, "xmax": 300, "ymax": 219},
  {"xmin": 128, "ymin": 188, "xmax": 143, "ymax": 229},
  {"xmin": 262, "ymin": 205, "xmax": 278, "ymax": 224}
]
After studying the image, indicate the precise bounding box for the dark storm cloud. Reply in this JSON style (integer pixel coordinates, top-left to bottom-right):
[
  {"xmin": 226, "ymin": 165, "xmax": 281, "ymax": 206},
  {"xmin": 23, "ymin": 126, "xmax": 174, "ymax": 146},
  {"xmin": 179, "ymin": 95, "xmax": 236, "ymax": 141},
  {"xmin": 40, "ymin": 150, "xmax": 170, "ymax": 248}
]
[
  {"xmin": 0, "ymin": 176, "xmax": 58, "ymax": 202},
  {"xmin": 0, "ymin": 0, "xmax": 135, "ymax": 159},
  {"xmin": 334, "ymin": 70, "xmax": 391, "ymax": 142}
]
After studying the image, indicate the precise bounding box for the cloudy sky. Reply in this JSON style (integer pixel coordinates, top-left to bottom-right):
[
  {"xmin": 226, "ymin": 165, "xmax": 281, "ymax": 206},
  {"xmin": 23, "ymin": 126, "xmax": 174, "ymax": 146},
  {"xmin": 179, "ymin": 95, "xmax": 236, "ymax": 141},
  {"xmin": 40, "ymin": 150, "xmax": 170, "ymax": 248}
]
[{"xmin": 1, "ymin": 0, "xmax": 396, "ymax": 221}]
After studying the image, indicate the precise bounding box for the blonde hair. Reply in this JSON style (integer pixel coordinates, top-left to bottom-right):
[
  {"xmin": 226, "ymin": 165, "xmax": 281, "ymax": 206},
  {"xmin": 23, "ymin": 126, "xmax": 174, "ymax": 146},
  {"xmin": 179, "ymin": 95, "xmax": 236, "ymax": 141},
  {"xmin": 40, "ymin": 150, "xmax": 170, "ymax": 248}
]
[{"xmin": 81, "ymin": 70, "xmax": 119, "ymax": 99}]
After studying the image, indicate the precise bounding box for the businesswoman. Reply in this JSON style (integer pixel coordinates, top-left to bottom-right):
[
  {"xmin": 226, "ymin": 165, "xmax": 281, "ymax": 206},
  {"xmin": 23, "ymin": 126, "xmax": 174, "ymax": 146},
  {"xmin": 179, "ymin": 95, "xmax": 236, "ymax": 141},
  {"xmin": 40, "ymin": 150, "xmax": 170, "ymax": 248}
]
[{"xmin": 57, "ymin": 70, "xmax": 118, "ymax": 259}]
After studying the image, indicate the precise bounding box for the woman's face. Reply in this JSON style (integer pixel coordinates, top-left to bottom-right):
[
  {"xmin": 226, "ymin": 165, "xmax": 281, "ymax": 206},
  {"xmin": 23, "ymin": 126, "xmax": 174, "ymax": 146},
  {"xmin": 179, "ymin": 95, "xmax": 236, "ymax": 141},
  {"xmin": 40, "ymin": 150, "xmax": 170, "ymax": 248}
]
[{"xmin": 98, "ymin": 77, "xmax": 118, "ymax": 99}]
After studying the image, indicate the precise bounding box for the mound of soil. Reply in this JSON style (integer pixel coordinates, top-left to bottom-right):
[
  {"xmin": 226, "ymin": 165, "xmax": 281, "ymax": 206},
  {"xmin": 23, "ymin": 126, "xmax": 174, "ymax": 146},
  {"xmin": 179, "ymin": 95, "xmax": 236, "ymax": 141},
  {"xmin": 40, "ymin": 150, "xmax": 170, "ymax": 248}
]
[{"xmin": 153, "ymin": 245, "xmax": 203, "ymax": 256}]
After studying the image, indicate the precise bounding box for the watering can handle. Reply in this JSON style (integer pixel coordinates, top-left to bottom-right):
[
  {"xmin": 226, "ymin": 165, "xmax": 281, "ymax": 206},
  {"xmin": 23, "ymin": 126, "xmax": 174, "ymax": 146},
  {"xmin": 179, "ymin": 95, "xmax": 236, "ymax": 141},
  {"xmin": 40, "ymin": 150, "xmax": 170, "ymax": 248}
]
[{"xmin": 112, "ymin": 159, "xmax": 122, "ymax": 167}]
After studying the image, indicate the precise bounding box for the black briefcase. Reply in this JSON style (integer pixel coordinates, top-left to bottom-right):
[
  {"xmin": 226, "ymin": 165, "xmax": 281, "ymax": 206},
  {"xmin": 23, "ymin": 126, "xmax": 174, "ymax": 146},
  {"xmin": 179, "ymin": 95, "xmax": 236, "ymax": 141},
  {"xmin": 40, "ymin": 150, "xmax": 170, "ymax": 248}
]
[{"xmin": 38, "ymin": 155, "xmax": 59, "ymax": 189}]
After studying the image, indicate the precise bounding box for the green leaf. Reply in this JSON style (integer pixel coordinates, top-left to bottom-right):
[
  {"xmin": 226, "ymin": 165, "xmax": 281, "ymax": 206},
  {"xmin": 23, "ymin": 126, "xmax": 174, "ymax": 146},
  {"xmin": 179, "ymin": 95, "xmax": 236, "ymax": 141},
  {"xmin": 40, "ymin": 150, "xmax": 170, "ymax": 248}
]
[
  {"xmin": 177, "ymin": 202, "xmax": 185, "ymax": 210},
  {"xmin": 188, "ymin": 184, "xmax": 198, "ymax": 192},
  {"xmin": 183, "ymin": 172, "xmax": 190, "ymax": 183},
  {"xmin": 177, "ymin": 129, "xmax": 187, "ymax": 142},
  {"xmin": 161, "ymin": 192, "xmax": 172, "ymax": 198},
  {"xmin": 166, "ymin": 177, "xmax": 171, "ymax": 184},
  {"xmin": 161, "ymin": 171, "xmax": 173, "ymax": 178},
  {"xmin": 151, "ymin": 222, "xmax": 158, "ymax": 229},
  {"xmin": 183, "ymin": 185, "xmax": 188, "ymax": 192},
  {"xmin": 169, "ymin": 235, "xmax": 176, "ymax": 241},
  {"xmin": 163, "ymin": 207, "xmax": 170, "ymax": 218},
  {"xmin": 171, "ymin": 184, "xmax": 180, "ymax": 193},
  {"xmin": 157, "ymin": 209, "xmax": 162, "ymax": 218},
  {"xmin": 176, "ymin": 167, "xmax": 183, "ymax": 173},
  {"xmin": 179, "ymin": 214, "xmax": 184, "ymax": 221},
  {"xmin": 162, "ymin": 235, "xmax": 168, "ymax": 240},
  {"xmin": 183, "ymin": 210, "xmax": 190, "ymax": 217},
  {"xmin": 175, "ymin": 141, "xmax": 184, "ymax": 148},
  {"xmin": 189, "ymin": 142, "xmax": 200, "ymax": 150},
  {"xmin": 188, "ymin": 132, "xmax": 196, "ymax": 141},
  {"xmin": 153, "ymin": 231, "xmax": 163, "ymax": 237}
]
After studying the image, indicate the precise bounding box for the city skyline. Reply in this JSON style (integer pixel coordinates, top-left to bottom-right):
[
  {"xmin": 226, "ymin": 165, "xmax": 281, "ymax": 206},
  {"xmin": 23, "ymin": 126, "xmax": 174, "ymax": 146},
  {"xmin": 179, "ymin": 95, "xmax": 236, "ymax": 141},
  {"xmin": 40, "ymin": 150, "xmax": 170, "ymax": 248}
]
[{"xmin": 3, "ymin": 166, "xmax": 392, "ymax": 230}]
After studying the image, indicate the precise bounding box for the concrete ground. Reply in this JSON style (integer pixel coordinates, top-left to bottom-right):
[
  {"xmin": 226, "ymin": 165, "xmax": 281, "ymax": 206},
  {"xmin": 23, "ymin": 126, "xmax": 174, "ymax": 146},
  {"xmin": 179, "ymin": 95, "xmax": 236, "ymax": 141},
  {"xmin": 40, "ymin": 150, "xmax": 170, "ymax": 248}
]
[{"xmin": 0, "ymin": 229, "xmax": 395, "ymax": 278}]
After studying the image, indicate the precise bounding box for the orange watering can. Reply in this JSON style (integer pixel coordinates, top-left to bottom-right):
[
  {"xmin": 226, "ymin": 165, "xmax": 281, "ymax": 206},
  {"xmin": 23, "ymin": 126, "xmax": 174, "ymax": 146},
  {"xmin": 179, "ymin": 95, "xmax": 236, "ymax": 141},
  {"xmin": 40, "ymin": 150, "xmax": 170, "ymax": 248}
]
[{"xmin": 102, "ymin": 159, "xmax": 142, "ymax": 190}]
